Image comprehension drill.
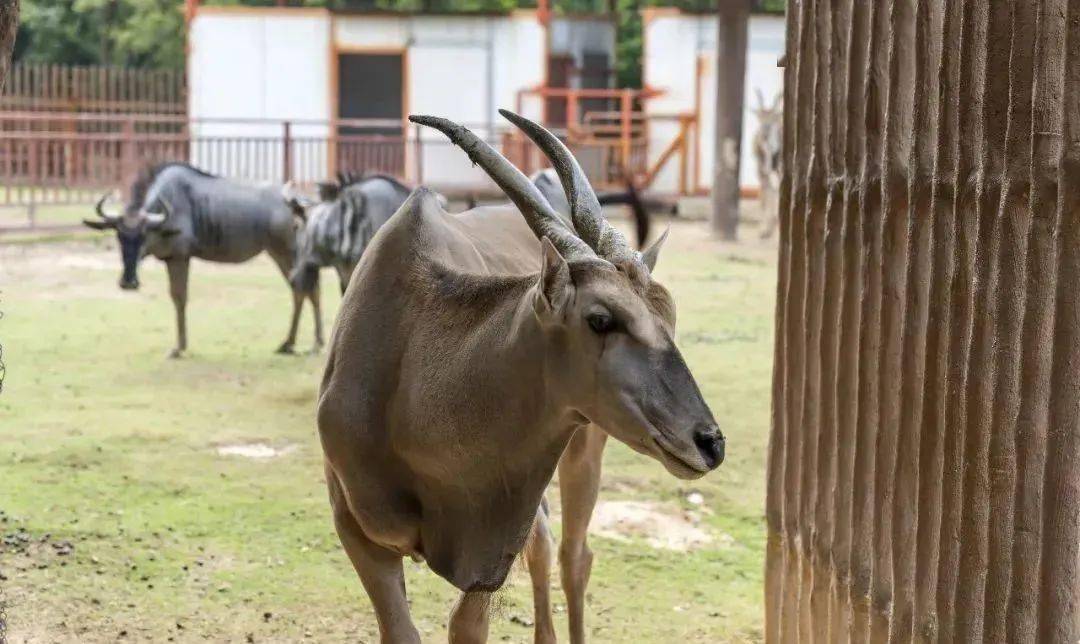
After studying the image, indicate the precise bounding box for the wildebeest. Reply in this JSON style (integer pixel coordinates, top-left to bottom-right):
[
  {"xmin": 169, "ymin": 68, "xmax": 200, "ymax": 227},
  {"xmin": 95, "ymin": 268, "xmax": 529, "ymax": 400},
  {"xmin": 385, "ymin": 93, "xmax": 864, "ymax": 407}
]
[
  {"xmin": 82, "ymin": 163, "xmax": 323, "ymax": 357},
  {"xmin": 287, "ymin": 169, "xmax": 641, "ymax": 300},
  {"xmin": 284, "ymin": 172, "xmax": 412, "ymax": 294},
  {"xmin": 318, "ymin": 110, "xmax": 724, "ymax": 643},
  {"xmin": 752, "ymin": 89, "xmax": 783, "ymax": 239}
]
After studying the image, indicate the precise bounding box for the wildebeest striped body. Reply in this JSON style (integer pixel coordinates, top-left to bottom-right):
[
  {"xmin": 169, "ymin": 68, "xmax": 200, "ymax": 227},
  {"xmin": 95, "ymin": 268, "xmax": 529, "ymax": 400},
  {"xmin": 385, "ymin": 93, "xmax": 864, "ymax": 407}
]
[{"xmin": 290, "ymin": 174, "xmax": 411, "ymax": 293}]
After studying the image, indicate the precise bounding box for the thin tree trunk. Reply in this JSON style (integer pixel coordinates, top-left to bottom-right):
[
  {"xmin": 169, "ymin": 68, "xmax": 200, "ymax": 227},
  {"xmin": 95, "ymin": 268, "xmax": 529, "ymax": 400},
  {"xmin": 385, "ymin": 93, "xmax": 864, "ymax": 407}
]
[
  {"xmin": 712, "ymin": 0, "xmax": 750, "ymax": 240},
  {"xmin": 0, "ymin": 0, "xmax": 17, "ymax": 92}
]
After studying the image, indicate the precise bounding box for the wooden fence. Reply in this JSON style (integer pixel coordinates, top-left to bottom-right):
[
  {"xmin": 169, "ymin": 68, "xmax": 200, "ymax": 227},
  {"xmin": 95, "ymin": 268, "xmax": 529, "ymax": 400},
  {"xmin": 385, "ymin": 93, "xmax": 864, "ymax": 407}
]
[
  {"xmin": 0, "ymin": 63, "xmax": 185, "ymax": 114},
  {"xmin": 767, "ymin": 0, "xmax": 1080, "ymax": 641},
  {"xmin": 0, "ymin": 113, "xmax": 636, "ymax": 231}
]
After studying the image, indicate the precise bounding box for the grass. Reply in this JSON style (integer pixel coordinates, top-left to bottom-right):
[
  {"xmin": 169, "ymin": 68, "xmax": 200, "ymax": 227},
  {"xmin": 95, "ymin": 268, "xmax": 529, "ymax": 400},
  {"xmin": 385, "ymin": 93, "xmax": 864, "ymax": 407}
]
[{"xmin": 0, "ymin": 216, "xmax": 777, "ymax": 643}]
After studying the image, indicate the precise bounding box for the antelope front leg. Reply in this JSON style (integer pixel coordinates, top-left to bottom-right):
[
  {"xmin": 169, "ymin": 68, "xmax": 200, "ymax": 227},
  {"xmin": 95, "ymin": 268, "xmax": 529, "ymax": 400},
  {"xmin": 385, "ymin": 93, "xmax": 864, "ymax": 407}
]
[
  {"xmin": 328, "ymin": 470, "xmax": 420, "ymax": 644},
  {"xmin": 448, "ymin": 591, "xmax": 491, "ymax": 644},
  {"xmin": 524, "ymin": 503, "xmax": 557, "ymax": 644},
  {"xmin": 165, "ymin": 258, "xmax": 190, "ymax": 359},
  {"xmin": 558, "ymin": 424, "xmax": 608, "ymax": 644}
]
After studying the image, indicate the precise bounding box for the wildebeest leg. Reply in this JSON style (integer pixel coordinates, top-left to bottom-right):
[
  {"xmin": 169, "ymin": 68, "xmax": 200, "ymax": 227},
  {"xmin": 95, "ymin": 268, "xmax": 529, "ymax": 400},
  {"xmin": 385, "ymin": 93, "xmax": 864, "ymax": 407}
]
[
  {"xmin": 165, "ymin": 258, "xmax": 190, "ymax": 359},
  {"xmin": 335, "ymin": 261, "xmax": 355, "ymax": 295},
  {"xmin": 524, "ymin": 505, "xmax": 557, "ymax": 644},
  {"xmin": 448, "ymin": 591, "xmax": 491, "ymax": 644},
  {"xmin": 328, "ymin": 468, "xmax": 420, "ymax": 644},
  {"xmin": 308, "ymin": 270, "xmax": 324, "ymax": 352},
  {"xmin": 557, "ymin": 424, "xmax": 608, "ymax": 644},
  {"xmin": 275, "ymin": 288, "xmax": 304, "ymax": 354},
  {"xmin": 267, "ymin": 250, "xmax": 303, "ymax": 354}
]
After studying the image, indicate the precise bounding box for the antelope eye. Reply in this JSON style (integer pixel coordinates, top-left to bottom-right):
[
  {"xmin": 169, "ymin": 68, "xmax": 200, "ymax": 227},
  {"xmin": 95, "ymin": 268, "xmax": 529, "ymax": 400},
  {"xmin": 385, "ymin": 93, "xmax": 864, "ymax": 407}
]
[{"xmin": 587, "ymin": 311, "xmax": 614, "ymax": 334}]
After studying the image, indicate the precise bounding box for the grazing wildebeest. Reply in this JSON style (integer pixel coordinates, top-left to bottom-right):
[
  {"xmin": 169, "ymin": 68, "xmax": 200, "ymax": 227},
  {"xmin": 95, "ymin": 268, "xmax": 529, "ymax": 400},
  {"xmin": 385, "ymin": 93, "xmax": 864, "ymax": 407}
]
[
  {"xmin": 284, "ymin": 172, "xmax": 413, "ymax": 294},
  {"xmin": 752, "ymin": 89, "xmax": 783, "ymax": 239},
  {"xmin": 318, "ymin": 110, "xmax": 724, "ymax": 643},
  {"xmin": 82, "ymin": 162, "xmax": 323, "ymax": 357}
]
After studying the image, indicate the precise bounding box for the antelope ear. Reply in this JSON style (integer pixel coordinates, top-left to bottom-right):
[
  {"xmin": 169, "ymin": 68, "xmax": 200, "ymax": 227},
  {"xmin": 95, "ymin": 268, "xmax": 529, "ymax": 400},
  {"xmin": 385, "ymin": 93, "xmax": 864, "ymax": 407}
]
[
  {"xmin": 641, "ymin": 226, "xmax": 669, "ymax": 271},
  {"xmin": 534, "ymin": 236, "xmax": 571, "ymax": 317}
]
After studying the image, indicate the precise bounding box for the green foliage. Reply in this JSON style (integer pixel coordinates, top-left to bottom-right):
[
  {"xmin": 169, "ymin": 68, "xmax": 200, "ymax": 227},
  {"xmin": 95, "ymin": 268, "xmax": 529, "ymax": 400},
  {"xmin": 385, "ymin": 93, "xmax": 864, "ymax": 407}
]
[
  {"xmin": 13, "ymin": 0, "xmax": 784, "ymax": 75},
  {"xmin": 17, "ymin": 0, "xmax": 184, "ymax": 68}
]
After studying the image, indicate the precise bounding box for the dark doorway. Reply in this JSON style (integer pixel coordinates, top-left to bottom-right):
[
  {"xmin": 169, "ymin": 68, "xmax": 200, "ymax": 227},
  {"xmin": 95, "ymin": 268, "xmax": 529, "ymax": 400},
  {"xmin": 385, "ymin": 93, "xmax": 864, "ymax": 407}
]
[
  {"xmin": 337, "ymin": 53, "xmax": 403, "ymax": 135},
  {"xmin": 336, "ymin": 52, "xmax": 405, "ymax": 176},
  {"xmin": 545, "ymin": 54, "xmax": 574, "ymax": 127}
]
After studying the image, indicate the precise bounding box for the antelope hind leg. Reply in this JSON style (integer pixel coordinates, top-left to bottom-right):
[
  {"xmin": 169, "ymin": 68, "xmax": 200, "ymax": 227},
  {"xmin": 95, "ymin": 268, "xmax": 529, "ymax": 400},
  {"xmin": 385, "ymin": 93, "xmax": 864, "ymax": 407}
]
[{"xmin": 525, "ymin": 502, "xmax": 557, "ymax": 644}]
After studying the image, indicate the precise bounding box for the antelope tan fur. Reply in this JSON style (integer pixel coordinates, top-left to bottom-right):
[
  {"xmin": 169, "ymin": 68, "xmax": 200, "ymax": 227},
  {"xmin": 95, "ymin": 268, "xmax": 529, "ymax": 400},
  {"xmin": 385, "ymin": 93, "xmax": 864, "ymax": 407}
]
[{"xmin": 317, "ymin": 109, "xmax": 725, "ymax": 643}]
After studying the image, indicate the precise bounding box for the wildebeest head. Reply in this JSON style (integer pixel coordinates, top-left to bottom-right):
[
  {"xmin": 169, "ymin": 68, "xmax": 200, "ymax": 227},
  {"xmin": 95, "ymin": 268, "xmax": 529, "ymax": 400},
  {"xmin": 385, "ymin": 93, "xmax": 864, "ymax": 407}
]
[
  {"xmin": 412, "ymin": 110, "xmax": 725, "ymax": 480},
  {"xmin": 82, "ymin": 193, "xmax": 177, "ymax": 290}
]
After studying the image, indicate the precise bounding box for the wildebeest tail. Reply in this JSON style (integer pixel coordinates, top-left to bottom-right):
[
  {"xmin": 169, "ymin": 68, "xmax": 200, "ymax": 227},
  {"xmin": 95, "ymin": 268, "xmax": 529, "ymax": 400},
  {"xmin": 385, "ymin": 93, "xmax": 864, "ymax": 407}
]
[{"xmin": 596, "ymin": 178, "xmax": 650, "ymax": 249}]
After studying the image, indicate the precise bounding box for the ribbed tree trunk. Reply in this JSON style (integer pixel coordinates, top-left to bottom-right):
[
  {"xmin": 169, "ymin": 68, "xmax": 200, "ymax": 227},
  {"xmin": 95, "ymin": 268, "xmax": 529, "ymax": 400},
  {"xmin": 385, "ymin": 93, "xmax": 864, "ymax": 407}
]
[{"xmin": 766, "ymin": 0, "xmax": 1080, "ymax": 640}]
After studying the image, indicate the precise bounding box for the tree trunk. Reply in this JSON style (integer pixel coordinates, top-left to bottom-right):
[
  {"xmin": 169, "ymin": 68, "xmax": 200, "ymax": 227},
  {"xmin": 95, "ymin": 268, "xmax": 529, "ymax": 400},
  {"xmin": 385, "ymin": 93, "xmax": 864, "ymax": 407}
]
[
  {"xmin": 0, "ymin": 0, "xmax": 17, "ymax": 92},
  {"xmin": 711, "ymin": 0, "xmax": 750, "ymax": 240}
]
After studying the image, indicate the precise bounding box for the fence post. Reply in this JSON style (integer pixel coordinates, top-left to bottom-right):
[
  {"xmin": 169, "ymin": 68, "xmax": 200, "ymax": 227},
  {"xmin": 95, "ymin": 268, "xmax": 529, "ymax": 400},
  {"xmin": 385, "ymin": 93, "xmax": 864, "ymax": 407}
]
[
  {"xmin": 121, "ymin": 116, "xmax": 136, "ymax": 192},
  {"xmin": 282, "ymin": 120, "xmax": 292, "ymax": 183}
]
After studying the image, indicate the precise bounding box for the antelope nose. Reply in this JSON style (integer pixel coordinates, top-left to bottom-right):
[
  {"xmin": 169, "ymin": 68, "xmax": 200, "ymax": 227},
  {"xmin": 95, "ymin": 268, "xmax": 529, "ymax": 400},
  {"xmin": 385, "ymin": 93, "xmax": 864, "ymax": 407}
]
[{"xmin": 693, "ymin": 426, "xmax": 725, "ymax": 469}]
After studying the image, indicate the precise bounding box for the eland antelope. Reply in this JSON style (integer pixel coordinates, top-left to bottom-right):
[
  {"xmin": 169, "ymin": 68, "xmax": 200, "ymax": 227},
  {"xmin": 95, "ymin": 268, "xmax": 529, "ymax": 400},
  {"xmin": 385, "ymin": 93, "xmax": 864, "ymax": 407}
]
[{"xmin": 317, "ymin": 110, "xmax": 725, "ymax": 643}]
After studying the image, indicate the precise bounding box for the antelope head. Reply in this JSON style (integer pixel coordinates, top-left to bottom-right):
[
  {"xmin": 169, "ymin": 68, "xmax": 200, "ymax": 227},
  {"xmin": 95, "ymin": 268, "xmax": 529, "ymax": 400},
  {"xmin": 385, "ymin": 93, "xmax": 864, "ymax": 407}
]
[{"xmin": 411, "ymin": 110, "xmax": 725, "ymax": 479}]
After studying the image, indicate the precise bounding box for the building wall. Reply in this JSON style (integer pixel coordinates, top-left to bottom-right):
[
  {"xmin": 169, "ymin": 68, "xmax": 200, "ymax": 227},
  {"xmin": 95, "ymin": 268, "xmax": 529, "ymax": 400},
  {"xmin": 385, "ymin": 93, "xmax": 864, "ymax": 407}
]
[
  {"xmin": 549, "ymin": 16, "xmax": 616, "ymax": 84},
  {"xmin": 189, "ymin": 9, "xmax": 332, "ymax": 136},
  {"xmin": 643, "ymin": 11, "xmax": 784, "ymax": 192},
  {"xmin": 188, "ymin": 8, "xmax": 332, "ymax": 180},
  {"xmin": 187, "ymin": 8, "xmax": 566, "ymax": 190},
  {"xmin": 336, "ymin": 12, "xmax": 547, "ymax": 190}
]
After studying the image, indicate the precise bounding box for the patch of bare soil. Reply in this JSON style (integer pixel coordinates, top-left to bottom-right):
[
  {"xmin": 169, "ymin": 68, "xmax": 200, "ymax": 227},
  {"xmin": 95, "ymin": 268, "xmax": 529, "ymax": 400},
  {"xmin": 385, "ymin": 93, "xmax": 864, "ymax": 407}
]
[
  {"xmin": 214, "ymin": 443, "xmax": 296, "ymax": 459},
  {"xmin": 590, "ymin": 500, "xmax": 714, "ymax": 552},
  {"xmin": 0, "ymin": 240, "xmax": 132, "ymax": 300}
]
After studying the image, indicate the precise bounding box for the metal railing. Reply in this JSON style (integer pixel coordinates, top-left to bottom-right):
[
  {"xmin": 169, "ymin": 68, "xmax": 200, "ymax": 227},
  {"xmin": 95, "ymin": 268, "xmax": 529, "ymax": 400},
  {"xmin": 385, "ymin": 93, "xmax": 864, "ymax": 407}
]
[{"xmin": 0, "ymin": 113, "xmax": 638, "ymax": 232}]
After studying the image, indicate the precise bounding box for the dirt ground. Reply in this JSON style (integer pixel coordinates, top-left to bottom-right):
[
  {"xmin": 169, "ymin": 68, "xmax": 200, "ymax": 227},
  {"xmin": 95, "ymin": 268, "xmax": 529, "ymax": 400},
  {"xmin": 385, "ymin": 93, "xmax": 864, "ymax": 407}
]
[{"xmin": 0, "ymin": 210, "xmax": 777, "ymax": 642}]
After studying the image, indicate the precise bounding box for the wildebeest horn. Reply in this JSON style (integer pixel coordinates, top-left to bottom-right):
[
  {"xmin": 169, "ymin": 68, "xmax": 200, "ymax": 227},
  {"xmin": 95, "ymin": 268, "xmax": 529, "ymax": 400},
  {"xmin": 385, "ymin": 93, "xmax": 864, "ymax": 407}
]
[
  {"xmin": 84, "ymin": 193, "xmax": 121, "ymax": 229},
  {"xmin": 408, "ymin": 114, "xmax": 600, "ymax": 263},
  {"xmin": 144, "ymin": 198, "xmax": 172, "ymax": 227},
  {"xmin": 95, "ymin": 193, "xmax": 120, "ymax": 220},
  {"xmin": 497, "ymin": 109, "xmax": 638, "ymax": 265}
]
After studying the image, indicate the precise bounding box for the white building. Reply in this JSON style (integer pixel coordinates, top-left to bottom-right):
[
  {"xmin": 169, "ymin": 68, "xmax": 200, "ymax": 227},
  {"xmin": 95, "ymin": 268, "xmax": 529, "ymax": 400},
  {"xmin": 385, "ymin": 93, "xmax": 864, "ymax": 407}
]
[
  {"xmin": 187, "ymin": 6, "xmax": 615, "ymax": 191},
  {"xmin": 642, "ymin": 8, "xmax": 785, "ymax": 193}
]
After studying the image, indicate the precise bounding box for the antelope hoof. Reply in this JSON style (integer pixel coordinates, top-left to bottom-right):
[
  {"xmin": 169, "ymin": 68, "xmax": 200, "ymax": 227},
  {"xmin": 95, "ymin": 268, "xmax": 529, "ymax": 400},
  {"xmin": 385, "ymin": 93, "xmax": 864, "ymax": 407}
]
[
  {"xmin": 167, "ymin": 348, "xmax": 185, "ymax": 360},
  {"xmin": 308, "ymin": 344, "xmax": 324, "ymax": 356},
  {"xmin": 276, "ymin": 342, "xmax": 296, "ymax": 355}
]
